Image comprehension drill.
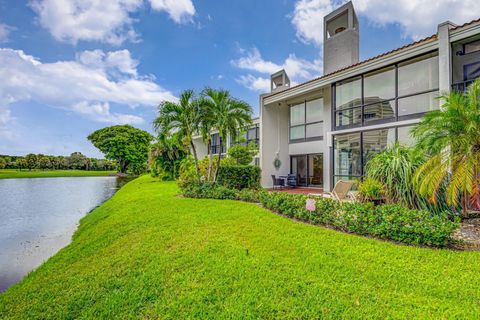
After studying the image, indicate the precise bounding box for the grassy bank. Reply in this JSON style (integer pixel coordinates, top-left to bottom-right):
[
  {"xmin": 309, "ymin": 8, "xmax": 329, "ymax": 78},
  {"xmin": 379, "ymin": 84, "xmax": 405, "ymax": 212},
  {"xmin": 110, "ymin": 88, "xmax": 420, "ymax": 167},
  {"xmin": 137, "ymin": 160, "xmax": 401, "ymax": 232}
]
[
  {"xmin": 0, "ymin": 169, "xmax": 116, "ymax": 179},
  {"xmin": 1, "ymin": 176, "xmax": 480, "ymax": 319}
]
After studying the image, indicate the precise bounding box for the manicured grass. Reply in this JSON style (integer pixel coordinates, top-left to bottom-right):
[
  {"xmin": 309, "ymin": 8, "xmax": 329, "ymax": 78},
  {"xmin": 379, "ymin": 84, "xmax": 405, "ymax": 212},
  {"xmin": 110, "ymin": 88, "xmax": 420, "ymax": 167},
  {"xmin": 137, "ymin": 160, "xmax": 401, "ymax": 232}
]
[
  {"xmin": 1, "ymin": 176, "xmax": 480, "ymax": 319},
  {"xmin": 0, "ymin": 169, "xmax": 116, "ymax": 179}
]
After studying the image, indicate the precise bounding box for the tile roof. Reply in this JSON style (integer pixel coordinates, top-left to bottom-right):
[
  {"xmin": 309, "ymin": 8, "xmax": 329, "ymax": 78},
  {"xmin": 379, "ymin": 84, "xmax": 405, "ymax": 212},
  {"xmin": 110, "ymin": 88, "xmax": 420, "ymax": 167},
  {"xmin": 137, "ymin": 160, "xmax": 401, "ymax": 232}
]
[{"xmin": 263, "ymin": 17, "xmax": 480, "ymax": 100}]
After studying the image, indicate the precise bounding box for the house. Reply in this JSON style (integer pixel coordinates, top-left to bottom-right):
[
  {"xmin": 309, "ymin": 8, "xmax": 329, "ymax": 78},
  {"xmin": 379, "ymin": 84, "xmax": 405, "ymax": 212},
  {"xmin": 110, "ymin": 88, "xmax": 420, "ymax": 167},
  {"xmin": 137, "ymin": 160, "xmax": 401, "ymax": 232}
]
[
  {"xmin": 259, "ymin": 1, "xmax": 480, "ymax": 190},
  {"xmin": 192, "ymin": 117, "xmax": 260, "ymax": 165}
]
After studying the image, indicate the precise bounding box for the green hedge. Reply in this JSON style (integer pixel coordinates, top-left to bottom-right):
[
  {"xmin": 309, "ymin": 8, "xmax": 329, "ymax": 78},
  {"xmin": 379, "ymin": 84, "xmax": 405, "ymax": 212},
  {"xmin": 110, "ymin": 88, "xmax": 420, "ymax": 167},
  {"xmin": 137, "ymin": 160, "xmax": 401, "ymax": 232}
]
[
  {"xmin": 181, "ymin": 183, "xmax": 459, "ymax": 247},
  {"xmin": 258, "ymin": 192, "xmax": 459, "ymax": 247},
  {"xmin": 217, "ymin": 165, "xmax": 261, "ymax": 190},
  {"xmin": 183, "ymin": 182, "xmax": 237, "ymax": 200}
]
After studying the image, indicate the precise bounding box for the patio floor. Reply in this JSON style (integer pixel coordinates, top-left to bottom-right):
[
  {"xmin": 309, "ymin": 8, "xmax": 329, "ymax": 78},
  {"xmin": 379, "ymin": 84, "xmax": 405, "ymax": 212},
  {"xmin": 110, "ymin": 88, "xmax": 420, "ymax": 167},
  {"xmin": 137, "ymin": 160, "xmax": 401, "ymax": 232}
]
[{"xmin": 267, "ymin": 187, "xmax": 324, "ymax": 195}]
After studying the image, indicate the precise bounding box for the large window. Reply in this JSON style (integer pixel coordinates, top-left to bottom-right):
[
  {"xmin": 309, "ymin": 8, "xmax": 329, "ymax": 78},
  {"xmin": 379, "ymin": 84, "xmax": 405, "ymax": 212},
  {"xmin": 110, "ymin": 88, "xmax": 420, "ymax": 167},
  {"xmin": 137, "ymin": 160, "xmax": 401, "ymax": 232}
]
[
  {"xmin": 334, "ymin": 52, "xmax": 439, "ymax": 129},
  {"xmin": 289, "ymin": 98, "xmax": 324, "ymax": 142},
  {"xmin": 210, "ymin": 133, "xmax": 225, "ymax": 154},
  {"xmin": 291, "ymin": 154, "xmax": 323, "ymax": 187},
  {"xmin": 232, "ymin": 124, "xmax": 259, "ymax": 147},
  {"xmin": 333, "ymin": 127, "xmax": 402, "ymax": 182}
]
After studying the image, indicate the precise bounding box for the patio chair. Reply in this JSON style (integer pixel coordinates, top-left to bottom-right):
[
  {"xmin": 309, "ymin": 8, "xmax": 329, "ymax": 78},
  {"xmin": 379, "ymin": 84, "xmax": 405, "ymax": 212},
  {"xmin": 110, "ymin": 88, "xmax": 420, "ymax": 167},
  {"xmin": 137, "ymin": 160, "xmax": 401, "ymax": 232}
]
[
  {"xmin": 286, "ymin": 174, "xmax": 297, "ymax": 187},
  {"xmin": 271, "ymin": 175, "xmax": 285, "ymax": 190},
  {"xmin": 321, "ymin": 180, "xmax": 356, "ymax": 201}
]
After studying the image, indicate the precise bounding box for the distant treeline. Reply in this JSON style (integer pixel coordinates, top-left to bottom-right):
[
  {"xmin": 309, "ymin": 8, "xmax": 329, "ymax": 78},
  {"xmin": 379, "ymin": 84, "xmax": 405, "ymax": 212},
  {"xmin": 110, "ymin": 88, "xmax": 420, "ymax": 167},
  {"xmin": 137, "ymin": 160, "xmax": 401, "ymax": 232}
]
[{"xmin": 0, "ymin": 152, "xmax": 117, "ymax": 171}]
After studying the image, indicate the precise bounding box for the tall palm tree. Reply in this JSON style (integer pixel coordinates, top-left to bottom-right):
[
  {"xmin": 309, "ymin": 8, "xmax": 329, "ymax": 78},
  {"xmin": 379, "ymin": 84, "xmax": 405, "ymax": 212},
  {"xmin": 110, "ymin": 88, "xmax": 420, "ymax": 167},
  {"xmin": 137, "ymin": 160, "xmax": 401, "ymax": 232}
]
[
  {"xmin": 200, "ymin": 88, "xmax": 252, "ymax": 181},
  {"xmin": 153, "ymin": 90, "xmax": 202, "ymax": 179},
  {"xmin": 412, "ymin": 78, "xmax": 480, "ymax": 214}
]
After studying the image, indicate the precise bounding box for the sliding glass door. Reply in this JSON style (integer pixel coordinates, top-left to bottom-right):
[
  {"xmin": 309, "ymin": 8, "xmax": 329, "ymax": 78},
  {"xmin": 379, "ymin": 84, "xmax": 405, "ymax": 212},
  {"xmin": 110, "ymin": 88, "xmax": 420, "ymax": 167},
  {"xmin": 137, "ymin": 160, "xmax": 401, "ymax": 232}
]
[{"xmin": 291, "ymin": 154, "xmax": 323, "ymax": 187}]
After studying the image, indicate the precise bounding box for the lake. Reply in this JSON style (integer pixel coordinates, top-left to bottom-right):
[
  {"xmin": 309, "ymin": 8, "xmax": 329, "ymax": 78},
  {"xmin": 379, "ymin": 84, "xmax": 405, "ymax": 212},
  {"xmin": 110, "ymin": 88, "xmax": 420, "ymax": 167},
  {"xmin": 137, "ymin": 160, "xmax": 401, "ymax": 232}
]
[{"xmin": 0, "ymin": 176, "xmax": 124, "ymax": 292}]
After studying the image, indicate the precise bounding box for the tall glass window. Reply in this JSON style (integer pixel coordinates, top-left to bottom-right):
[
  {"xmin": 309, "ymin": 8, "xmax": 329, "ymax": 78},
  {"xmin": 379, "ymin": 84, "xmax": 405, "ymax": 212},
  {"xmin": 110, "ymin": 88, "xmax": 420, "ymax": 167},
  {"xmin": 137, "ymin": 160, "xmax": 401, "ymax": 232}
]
[
  {"xmin": 289, "ymin": 98, "xmax": 324, "ymax": 142},
  {"xmin": 334, "ymin": 52, "xmax": 439, "ymax": 129},
  {"xmin": 333, "ymin": 126, "xmax": 415, "ymax": 182},
  {"xmin": 334, "ymin": 133, "xmax": 361, "ymax": 181}
]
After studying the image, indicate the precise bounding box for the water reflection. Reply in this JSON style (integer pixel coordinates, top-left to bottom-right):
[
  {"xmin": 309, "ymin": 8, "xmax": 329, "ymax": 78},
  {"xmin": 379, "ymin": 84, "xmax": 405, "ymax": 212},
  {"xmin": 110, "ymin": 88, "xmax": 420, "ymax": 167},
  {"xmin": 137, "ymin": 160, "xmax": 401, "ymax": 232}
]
[{"xmin": 0, "ymin": 176, "xmax": 125, "ymax": 292}]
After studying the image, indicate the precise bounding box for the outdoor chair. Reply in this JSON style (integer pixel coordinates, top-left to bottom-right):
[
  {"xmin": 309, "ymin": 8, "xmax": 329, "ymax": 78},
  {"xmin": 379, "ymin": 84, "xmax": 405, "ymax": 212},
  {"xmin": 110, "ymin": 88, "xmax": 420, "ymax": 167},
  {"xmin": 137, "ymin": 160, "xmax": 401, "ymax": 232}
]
[
  {"xmin": 271, "ymin": 175, "xmax": 285, "ymax": 190},
  {"xmin": 287, "ymin": 174, "xmax": 297, "ymax": 187},
  {"xmin": 322, "ymin": 180, "xmax": 356, "ymax": 201}
]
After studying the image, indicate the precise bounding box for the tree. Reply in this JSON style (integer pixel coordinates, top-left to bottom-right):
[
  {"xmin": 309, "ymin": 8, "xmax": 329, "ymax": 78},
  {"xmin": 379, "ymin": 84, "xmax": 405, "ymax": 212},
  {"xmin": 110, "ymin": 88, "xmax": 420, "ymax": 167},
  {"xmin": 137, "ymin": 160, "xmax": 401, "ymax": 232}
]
[
  {"xmin": 153, "ymin": 90, "xmax": 202, "ymax": 179},
  {"xmin": 200, "ymin": 88, "xmax": 252, "ymax": 181},
  {"xmin": 25, "ymin": 154, "xmax": 38, "ymax": 170},
  {"xmin": 412, "ymin": 78, "xmax": 480, "ymax": 214},
  {"xmin": 88, "ymin": 125, "xmax": 154, "ymax": 174},
  {"xmin": 149, "ymin": 134, "xmax": 187, "ymax": 180},
  {"xmin": 227, "ymin": 143, "xmax": 258, "ymax": 165},
  {"xmin": 0, "ymin": 157, "xmax": 6, "ymax": 169},
  {"xmin": 66, "ymin": 152, "xmax": 88, "ymax": 170}
]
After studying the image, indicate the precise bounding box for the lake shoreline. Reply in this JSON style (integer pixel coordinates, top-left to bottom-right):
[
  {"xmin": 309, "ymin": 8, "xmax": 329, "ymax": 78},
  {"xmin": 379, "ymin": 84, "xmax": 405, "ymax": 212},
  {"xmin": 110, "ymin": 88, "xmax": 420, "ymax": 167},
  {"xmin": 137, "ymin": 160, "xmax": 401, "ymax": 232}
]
[
  {"xmin": 0, "ymin": 176, "xmax": 126, "ymax": 292},
  {"xmin": 0, "ymin": 169, "xmax": 117, "ymax": 179}
]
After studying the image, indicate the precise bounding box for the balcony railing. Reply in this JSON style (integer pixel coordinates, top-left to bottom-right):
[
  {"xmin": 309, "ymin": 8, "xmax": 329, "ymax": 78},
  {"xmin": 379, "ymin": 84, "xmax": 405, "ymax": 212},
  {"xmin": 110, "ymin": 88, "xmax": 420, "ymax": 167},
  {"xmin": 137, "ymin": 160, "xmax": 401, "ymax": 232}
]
[{"xmin": 452, "ymin": 79, "xmax": 477, "ymax": 92}]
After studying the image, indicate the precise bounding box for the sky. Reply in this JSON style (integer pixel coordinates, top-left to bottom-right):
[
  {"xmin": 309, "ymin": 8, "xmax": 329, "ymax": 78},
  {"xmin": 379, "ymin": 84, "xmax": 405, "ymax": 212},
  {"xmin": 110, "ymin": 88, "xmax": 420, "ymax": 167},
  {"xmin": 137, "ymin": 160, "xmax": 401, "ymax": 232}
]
[{"xmin": 0, "ymin": 0, "xmax": 479, "ymax": 158}]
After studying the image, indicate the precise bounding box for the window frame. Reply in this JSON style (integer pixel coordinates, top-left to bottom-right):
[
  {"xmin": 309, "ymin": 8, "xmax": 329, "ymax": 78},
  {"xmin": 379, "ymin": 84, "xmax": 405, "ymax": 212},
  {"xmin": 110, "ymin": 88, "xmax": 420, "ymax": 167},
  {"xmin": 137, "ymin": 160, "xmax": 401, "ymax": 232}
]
[
  {"xmin": 333, "ymin": 52, "xmax": 439, "ymax": 129},
  {"xmin": 289, "ymin": 98, "xmax": 324, "ymax": 143},
  {"xmin": 331, "ymin": 124, "xmax": 413, "ymax": 183}
]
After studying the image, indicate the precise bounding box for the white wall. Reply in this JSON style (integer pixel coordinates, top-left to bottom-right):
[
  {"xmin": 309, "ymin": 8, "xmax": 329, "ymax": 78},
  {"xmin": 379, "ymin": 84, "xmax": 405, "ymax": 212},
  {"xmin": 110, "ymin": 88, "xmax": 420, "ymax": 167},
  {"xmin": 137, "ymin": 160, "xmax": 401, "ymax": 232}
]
[{"xmin": 260, "ymin": 102, "xmax": 290, "ymax": 187}]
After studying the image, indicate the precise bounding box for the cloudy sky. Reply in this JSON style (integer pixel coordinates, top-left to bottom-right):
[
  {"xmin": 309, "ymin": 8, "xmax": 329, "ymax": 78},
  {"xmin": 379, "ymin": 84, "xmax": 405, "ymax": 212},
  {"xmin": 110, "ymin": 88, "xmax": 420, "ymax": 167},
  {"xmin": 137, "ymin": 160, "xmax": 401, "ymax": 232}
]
[{"xmin": 0, "ymin": 0, "xmax": 479, "ymax": 157}]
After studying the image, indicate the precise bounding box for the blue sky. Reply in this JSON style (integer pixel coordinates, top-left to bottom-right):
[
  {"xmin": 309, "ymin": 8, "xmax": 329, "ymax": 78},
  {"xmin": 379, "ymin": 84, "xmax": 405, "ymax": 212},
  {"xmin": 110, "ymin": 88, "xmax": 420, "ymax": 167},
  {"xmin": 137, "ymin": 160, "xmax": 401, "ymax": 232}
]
[{"xmin": 0, "ymin": 0, "xmax": 478, "ymax": 157}]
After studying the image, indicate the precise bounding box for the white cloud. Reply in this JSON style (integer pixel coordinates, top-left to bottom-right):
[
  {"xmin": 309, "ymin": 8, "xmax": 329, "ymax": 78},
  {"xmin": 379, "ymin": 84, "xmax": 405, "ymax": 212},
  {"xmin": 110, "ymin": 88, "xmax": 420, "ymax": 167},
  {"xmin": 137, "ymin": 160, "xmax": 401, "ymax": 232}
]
[
  {"xmin": 232, "ymin": 47, "xmax": 322, "ymax": 92},
  {"xmin": 30, "ymin": 0, "xmax": 196, "ymax": 45},
  {"xmin": 0, "ymin": 23, "xmax": 13, "ymax": 43},
  {"xmin": 0, "ymin": 48, "xmax": 176, "ymax": 126},
  {"xmin": 71, "ymin": 101, "xmax": 144, "ymax": 124},
  {"xmin": 148, "ymin": 0, "xmax": 195, "ymax": 24},
  {"xmin": 292, "ymin": 0, "xmax": 334, "ymax": 46},
  {"xmin": 236, "ymin": 75, "xmax": 270, "ymax": 92},
  {"xmin": 292, "ymin": 0, "xmax": 480, "ymax": 46},
  {"xmin": 354, "ymin": 0, "xmax": 480, "ymax": 40}
]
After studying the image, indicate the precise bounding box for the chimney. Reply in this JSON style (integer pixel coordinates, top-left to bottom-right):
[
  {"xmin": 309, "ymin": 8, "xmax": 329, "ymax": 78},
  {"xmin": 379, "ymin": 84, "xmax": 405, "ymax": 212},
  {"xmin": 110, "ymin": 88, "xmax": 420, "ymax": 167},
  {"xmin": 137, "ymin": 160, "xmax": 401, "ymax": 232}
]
[
  {"xmin": 323, "ymin": 1, "xmax": 359, "ymax": 74},
  {"xmin": 270, "ymin": 69, "xmax": 290, "ymax": 93}
]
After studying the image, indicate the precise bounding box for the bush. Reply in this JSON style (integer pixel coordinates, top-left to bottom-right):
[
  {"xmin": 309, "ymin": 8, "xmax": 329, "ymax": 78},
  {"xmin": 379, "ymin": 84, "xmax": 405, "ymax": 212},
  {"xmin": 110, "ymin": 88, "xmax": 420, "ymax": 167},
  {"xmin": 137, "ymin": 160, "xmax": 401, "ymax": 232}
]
[
  {"xmin": 227, "ymin": 144, "xmax": 257, "ymax": 165},
  {"xmin": 238, "ymin": 188, "xmax": 263, "ymax": 203},
  {"xmin": 258, "ymin": 192, "xmax": 459, "ymax": 247},
  {"xmin": 217, "ymin": 165, "xmax": 261, "ymax": 190},
  {"xmin": 183, "ymin": 182, "xmax": 237, "ymax": 200},
  {"xmin": 358, "ymin": 178, "xmax": 386, "ymax": 202}
]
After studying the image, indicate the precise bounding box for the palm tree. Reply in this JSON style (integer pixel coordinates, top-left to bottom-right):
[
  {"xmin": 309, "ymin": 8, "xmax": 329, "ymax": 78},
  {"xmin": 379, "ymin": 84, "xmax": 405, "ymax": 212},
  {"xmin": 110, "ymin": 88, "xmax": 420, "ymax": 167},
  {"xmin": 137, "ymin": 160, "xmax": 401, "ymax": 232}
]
[
  {"xmin": 153, "ymin": 90, "xmax": 202, "ymax": 179},
  {"xmin": 200, "ymin": 88, "xmax": 252, "ymax": 181},
  {"xmin": 412, "ymin": 78, "xmax": 480, "ymax": 214}
]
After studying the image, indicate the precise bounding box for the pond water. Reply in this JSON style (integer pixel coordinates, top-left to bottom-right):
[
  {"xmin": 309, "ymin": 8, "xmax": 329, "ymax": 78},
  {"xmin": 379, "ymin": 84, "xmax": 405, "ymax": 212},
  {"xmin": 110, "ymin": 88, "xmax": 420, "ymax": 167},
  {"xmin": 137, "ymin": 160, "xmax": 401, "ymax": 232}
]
[{"xmin": 0, "ymin": 176, "xmax": 125, "ymax": 292}]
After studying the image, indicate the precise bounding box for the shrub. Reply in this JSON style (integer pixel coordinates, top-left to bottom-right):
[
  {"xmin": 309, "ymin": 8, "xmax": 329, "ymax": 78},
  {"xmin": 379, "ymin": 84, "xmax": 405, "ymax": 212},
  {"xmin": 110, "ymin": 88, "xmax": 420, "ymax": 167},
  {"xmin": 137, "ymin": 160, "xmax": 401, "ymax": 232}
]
[
  {"xmin": 257, "ymin": 191, "xmax": 459, "ymax": 247},
  {"xmin": 358, "ymin": 178, "xmax": 386, "ymax": 202},
  {"xmin": 372, "ymin": 205, "xmax": 459, "ymax": 246},
  {"xmin": 227, "ymin": 144, "xmax": 258, "ymax": 165},
  {"xmin": 183, "ymin": 182, "xmax": 237, "ymax": 200},
  {"xmin": 238, "ymin": 188, "xmax": 263, "ymax": 203},
  {"xmin": 217, "ymin": 165, "xmax": 261, "ymax": 190}
]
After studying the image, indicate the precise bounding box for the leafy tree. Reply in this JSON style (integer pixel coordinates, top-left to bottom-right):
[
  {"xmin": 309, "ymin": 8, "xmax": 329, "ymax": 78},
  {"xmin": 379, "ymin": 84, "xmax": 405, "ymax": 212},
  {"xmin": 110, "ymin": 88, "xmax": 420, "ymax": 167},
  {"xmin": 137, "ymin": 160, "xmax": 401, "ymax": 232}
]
[
  {"xmin": 88, "ymin": 125, "xmax": 154, "ymax": 174},
  {"xmin": 0, "ymin": 157, "xmax": 6, "ymax": 169},
  {"xmin": 149, "ymin": 134, "xmax": 187, "ymax": 180},
  {"xmin": 200, "ymin": 88, "xmax": 252, "ymax": 181},
  {"xmin": 412, "ymin": 78, "xmax": 480, "ymax": 214},
  {"xmin": 15, "ymin": 158, "xmax": 27, "ymax": 170},
  {"xmin": 66, "ymin": 152, "xmax": 88, "ymax": 170},
  {"xmin": 37, "ymin": 154, "xmax": 52, "ymax": 170},
  {"xmin": 227, "ymin": 143, "xmax": 258, "ymax": 165},
  {"xmin": 153, "ymin": 90, "xmax": 202, "ymax": 179},
  {"xmin": 25, "ymin": 154, "xmax": 38, "ymax": 170}
]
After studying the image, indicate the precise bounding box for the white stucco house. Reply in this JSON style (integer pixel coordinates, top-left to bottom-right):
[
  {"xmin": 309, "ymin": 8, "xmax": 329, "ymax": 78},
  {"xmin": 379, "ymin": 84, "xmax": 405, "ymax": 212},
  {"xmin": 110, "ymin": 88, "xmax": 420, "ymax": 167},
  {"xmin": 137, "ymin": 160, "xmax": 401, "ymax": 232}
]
[{"xmin": 194, "ymin": 1, "xmax": 480, "ymax": 191}]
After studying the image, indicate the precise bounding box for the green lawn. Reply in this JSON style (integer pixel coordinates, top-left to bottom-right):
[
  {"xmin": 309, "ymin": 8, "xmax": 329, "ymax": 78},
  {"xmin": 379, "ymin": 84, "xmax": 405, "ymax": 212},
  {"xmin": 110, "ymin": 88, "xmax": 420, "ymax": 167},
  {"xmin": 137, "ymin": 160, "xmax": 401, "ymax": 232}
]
[
  {"xmin": 0, "ymin": 169, "xmax": 116, "ymax": 179},
  {"xmin": 1, "ymin": 176, "xmax": 480, "ymax": 319}
]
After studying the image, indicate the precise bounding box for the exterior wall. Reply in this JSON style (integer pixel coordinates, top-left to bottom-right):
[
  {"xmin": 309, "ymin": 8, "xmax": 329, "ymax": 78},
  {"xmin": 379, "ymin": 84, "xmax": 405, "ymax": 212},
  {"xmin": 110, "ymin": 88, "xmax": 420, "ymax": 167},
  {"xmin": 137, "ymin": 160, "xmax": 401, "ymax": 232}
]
[
  {"xmin": 259, "ymin": 15, "xmax": 480, "ymax": 191},
  {"xmin": 324, "ymin": 29, "xmax": 359, "ymax": 74},
  {"xmin": 260, "ymin": 102, "xmax": 290, "ymax": 187},
  {"xmin": 192, "ymin": 136, "xmax": 209, "ymax": 160}
]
